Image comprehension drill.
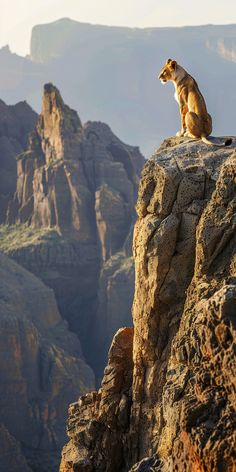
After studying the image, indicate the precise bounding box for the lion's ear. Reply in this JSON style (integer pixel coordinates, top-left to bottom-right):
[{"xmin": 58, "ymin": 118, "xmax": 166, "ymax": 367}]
[
  {"xmin": 170, "ymin": 60, "xmax": 177, "ymax": 70},
  {"xmin": 166, "ymin": 58, "xmax": 172, "ymax": 64}
]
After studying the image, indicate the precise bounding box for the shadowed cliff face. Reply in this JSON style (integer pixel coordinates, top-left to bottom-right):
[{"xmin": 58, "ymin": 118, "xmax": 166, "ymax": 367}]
[
  {"xmin": 2, "ymin": 83, "xmax": 144, "ymax": 376},
  {"xmin": 93, "ymin": 252, "xmax": 135, "ymax": 376},
  {"xmin": 0, "ymin": 252, "xmax": 94, "ymax": 472},
  {"xmin": 0, "ymin": 99, "xmax": 37, "ymax": 222},
  {"xmin": 60, "ymin": 137, "xmax": 236, "ymax": 472}
]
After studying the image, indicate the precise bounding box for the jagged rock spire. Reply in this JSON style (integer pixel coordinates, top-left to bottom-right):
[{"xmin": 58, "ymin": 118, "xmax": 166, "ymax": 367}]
[{"xmin": 36, "ymin": 82, "xmax": 82, "ymax": 163}]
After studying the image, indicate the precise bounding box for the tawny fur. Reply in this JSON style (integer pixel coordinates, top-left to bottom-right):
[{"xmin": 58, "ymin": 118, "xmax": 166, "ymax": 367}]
[{"xmin": 158, "ymin": 59, "xmax": 231, "ymax": 147}]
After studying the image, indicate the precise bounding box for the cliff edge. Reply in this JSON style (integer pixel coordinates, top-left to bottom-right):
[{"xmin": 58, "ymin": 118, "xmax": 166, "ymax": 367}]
[{"xmin": 60, "ymin": 136, "xmax": 236, "ymax": 472}]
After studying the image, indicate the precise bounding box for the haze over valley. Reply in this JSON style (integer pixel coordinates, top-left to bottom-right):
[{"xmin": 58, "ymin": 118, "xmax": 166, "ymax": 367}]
[{"xmin": 0, "ymin": 19, "xmax": 236, "ymax": 155}]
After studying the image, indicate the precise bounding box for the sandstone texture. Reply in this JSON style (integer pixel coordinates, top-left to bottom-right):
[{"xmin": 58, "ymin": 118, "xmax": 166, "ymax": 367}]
[
  {"xmin": 2, "ymin": 83, "xmax": 144, "ymax": 374},
  {"xmin": 0, "ymin": 99, "xmax": 37, "ymax": 221},
  {"xmin": 0, "ymin": 252, "xmax": 94, "ymax": 472},
  {"xmin": 60, "ymin": 137, "xmax": 236, "ymax": 471}
]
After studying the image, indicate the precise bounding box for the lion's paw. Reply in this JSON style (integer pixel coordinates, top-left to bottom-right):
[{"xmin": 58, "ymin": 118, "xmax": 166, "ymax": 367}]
[{"xmin": 176, "ymin": 131, "xmax": 183, "ymax": 137}]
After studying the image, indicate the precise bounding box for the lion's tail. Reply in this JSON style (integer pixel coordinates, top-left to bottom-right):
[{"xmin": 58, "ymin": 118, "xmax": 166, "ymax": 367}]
[{"xmin": 201, "ymin": 135, "xmax": 232, "ymax": 147}]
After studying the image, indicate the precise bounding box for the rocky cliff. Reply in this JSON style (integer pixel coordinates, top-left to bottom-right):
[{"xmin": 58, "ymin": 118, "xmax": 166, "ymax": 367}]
[
  {"xmin": 60, "ymin": 137, "xmax": 236, "ymax": 472},
  {"xmin": 0, "ymin": 252, "xmax": 94, "ymax": 472},
  {"xmin": 0, "ymin": 99, "xmax": 37, "ymax": 221},
  {"xmin": 1, "ymin": 83, "xmax": 144, "ymax": 376}
]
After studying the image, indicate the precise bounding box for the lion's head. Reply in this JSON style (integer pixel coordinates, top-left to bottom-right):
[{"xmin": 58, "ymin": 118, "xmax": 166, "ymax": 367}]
[{"xmin": 158, "ymin": 59, "xmax": 177, "ymax": 84}]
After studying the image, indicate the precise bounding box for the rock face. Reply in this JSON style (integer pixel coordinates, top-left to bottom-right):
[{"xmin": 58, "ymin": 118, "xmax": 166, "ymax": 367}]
[
  {"xmin": 0, "ymin": 99, "xmax": 37, "ymax": 221},
  {"xmin": 2, "ymin": 83, "xmax": 144, "ymax": 374},
  {"xmin": 0, "ymin": 424, "xmax": 32, "ymax": 472},
  {"xmin": 93, "ymin": 252, "xmax": 134, "ymax": 377},
  {"xmin": 61, "ymin": 327, "xmax": 134, "ymax": 472},
  {"xmin": 60, "ymin": 137, "xmax": 236, "ymax": 471},
  {"xmin": 7, "ymin": 83, "xmax": 143, "ymax": 236},
  {"xmin": 0, "ymin": 252, "xmax": 94, "ymax": 472}
]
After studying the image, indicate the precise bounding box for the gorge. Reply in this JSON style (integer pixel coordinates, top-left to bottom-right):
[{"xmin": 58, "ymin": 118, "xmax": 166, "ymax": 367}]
[
  {"xmin": 0, "ymin": 83, "xmax": 144, "ymax": 378},
  {"xmin": 0, "ymin": 84, "xmax": 144, "ymax": 471}
]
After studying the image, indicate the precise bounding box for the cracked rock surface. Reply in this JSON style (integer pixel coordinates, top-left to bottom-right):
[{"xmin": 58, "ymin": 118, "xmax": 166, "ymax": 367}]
[{"xmin": 60, "ymin": 137, "xmax": 236, "ymax": 471}]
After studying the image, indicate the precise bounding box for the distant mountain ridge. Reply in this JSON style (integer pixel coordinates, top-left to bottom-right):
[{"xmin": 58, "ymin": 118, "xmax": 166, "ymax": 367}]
[
  {"xmin": 0, "ymin": 19, "xmax": 236, "ymax": 155},
  {"xmin": 30, "ymin": 19, "xmax": 236, "ymax": 64}
]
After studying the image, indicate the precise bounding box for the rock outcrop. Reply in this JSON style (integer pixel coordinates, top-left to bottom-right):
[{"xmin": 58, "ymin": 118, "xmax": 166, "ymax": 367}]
[
  {"xmin": 7, "ymin": 83, "xmax": 143, "ymax": 238},
  {"xmin": 1, "ymin": 83, "xmax": 144, "ymax": 374},
  {"xmin": 60, "ymin": 137, "xmax": 236, "ymax": 471},
  {"xmin": 0, "ymin": 99, "xmax": 37, "ymax": 221},
  {"xmin": 0, "ymin": 252, "xmax": 94, "ymax": 472}
]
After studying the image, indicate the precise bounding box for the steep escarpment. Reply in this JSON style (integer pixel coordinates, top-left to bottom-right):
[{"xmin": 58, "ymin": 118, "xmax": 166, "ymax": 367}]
[
  {"xmin": 0, "ymin": 99, "xmax": 37, "ymax": 221},
  {"xmin": 60, "ymin": 137, "xmax": 236, "ymax": 472},
  {"xmin": 130, "ymin": 139, "xmax": 236, "ymax": 471},
  {"xmin": 1, "ymin": 83, "xmax": 144, "ymax": 375},
  {"xmin": 0, "ymin": 252, "xmax": 94, "ymax": 472}
]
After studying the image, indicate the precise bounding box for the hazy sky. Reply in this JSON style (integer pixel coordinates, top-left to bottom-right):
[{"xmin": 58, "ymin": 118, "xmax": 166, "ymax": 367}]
[{"xmin": 1, "ymin": 0, "xmax": 236, "ymax": 56}]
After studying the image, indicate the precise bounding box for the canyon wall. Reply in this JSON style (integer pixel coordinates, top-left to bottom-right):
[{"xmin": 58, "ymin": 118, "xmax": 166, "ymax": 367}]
[
  {"xmin": 0, "ymin": 99, "xmax": 37, "ymax": 221},
  {"xmin": 0, "ymin": 85, "xmax": 145, "ymax": 471},
  {"xmin": 0, "ymin": 252, "xmax": 94, "ymax": 472},
  {"xmin": 1, "ymin": 84, "xmax": 144, "ymax": 376},
  {"xmin": 60, "ymin": 136, "xmax": 236, "ymax": 472}
]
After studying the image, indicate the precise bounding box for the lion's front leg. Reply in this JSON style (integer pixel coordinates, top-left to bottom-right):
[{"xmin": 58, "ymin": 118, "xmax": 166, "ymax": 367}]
[{"xmin": 176, "ymin": 92, "xmax": 188, "ymax": 137}]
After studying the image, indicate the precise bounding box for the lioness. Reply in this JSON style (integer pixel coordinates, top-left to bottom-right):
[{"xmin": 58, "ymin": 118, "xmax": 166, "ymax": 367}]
[{"xmin": 158, "ymin": 59, "xmax": 232, "ymax": 146}]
